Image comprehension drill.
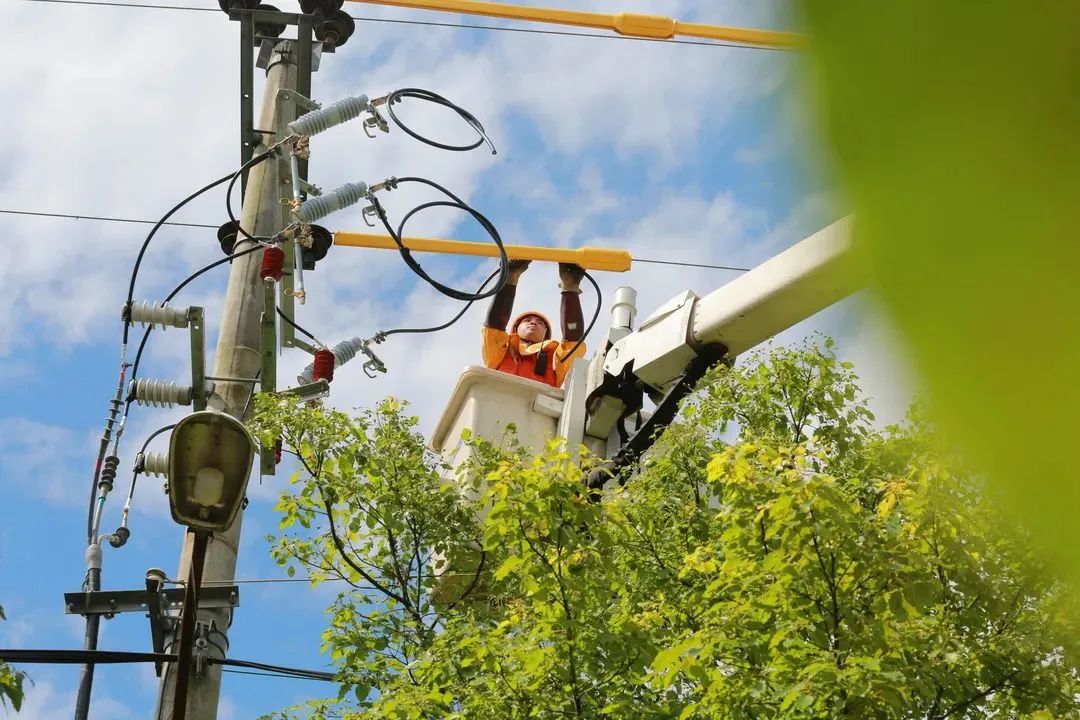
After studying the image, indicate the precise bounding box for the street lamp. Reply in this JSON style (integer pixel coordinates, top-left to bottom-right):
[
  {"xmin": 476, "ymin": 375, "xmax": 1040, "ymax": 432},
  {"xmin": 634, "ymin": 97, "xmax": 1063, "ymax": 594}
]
[
  {"xmin": 165, "ymin": 410, "xmax": 255, "ymax": 720},
  {"xmin": 167, "ymin": 410, "xmax": 256, "ymax": 532}
]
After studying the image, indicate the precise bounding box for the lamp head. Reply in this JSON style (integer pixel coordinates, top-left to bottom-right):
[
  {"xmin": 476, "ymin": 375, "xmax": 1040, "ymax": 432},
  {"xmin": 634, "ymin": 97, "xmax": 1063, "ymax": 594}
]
[{"xmin": 167, "ymin": 411, "xmax": 255, "ymax": 532}]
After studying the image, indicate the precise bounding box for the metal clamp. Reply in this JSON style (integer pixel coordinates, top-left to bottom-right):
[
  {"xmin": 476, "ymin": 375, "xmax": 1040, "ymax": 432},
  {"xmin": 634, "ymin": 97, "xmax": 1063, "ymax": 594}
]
[
  {"xmin": 360, "ymin": 343, "xmax": 387, "ymax": 378},
  {"xmin": 363, "ymin": 105, "xmax": 390, "ymax": 137},
  {"xmin": 193, "ymin": 619, "xmax": 229, "ymax": 679}
]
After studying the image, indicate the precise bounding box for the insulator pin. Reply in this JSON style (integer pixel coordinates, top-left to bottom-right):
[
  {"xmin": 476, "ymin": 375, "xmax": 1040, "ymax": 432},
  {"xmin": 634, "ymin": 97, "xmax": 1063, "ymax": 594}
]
[
  {"xmin": 142, "ymin": 452, "xmax": 169, "ymax": 479},
  {"xmin": 128, "ymin": 378, "xmax": 193, "ymax": 408},
  {"xmin": 297, "ymin": 182, "xmax": 368, "ymax": 224},
  {"xmin": 297, "ymin": 336, "xmax": 362, "ymax": 384},
  {"xmin": 287, "ymin": 94, "xmax": 370, "ymax": 137},
  {"xmin": 99, "ymin": 455, "xmax": 120, "ymax": 491},
  {"xmin": 127, "ymin": 300, "xmax": 189, "ymax": 330}
]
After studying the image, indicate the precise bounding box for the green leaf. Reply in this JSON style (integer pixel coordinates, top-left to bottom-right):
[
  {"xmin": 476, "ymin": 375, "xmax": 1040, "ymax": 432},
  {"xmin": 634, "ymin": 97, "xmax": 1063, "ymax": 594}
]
[{"xmin": 801, "ymin": 0, "xmax": 1080, "ymax": 580}]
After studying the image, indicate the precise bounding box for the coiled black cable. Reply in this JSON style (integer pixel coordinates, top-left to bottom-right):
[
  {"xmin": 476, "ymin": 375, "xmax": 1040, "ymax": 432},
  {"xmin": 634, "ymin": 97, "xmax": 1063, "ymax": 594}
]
[
  {"xmin": 385, "ymin": 88, "xmax": 496, "ymax": 154},
  {"xmin": 369, "ymin": 176, "xmax": 509, "ymax": 303}
]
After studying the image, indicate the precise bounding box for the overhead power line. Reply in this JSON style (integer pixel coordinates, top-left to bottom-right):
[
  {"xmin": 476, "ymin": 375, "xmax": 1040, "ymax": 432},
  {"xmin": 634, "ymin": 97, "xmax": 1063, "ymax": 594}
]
[
  {"xmin": 0, "ymin": 208, "xmax": 217, "ymax": 229},
  {"xmin": 19, "ymin": 0, "xmax": 787, "ymax": 51},
  {"xmin": 0, "ymin": 648, "xmax": 336, "ymax": 682},
  {"xmin": 634, "ymin": 257, "xmax": 750, "ymax": 272},
  {"xmin": 221, "ymin": 668, "xmax": 330, "ymax": 682},
  {"xmin": 1, "ymin": 207, "xmax": 748, "ymax": 273}
]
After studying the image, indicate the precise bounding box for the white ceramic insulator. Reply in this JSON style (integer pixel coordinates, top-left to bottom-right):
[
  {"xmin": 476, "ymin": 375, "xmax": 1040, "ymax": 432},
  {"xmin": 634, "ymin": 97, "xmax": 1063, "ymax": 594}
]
[
  {"xmin": 297, "ymin": 182, "xmax": 368, "ymax": 224},
  {"xmin": 142, "ymin": 452, "xmax": 169, "ymax": 479},
  {"xmin": 297, "ymin": 337, "xmax": 363, "ymax": 384},
  {"xmin": 129, "ymin": 378, "xmax": 192, "ymax": 408},
  {"xmin": 287, "ymin": 94, "xmax": 369, "ymax": 137},
  {"xmin": 128, "ymin": 300, "xmax": 188, "ymax": 330}
]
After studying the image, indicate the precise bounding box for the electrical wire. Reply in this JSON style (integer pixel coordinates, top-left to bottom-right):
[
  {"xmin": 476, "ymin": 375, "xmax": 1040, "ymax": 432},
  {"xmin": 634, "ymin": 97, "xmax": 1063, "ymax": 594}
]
[
  {"xmin": 0, "ymin": 649, "xmax": 336, "ymax": 682},
  {"xmin": 634, "ymin": 257, "xmax": 750, "ymax": 272},
  {"xmin": 557, "ymin": 270, "xmax": 601, "ymax": 365},
  {"xmin": 123, "ymin": 162, "xmax": 267, "ymax": 345},
  {"xmin": 120, "ymin": 422, "xmax": 175, "ymax": 518},
  {"xmin": 370, "ymin": 176, "xmax": 509, "ymax": 303},
  {"xmin": 375, "ymin": 268, "xmax": 501, "ymax": 341},
  {"xmin": 225, "ymin": 150, "xmax": 279, "ymax": 245},
  {"xmin": 215, "ymin": 657, "xmax": 335, "ymax": 681},
  {"xmin": 129, "ymin": 244, "xmax": 263, "ymax": 385},
  {"xmin": 0, "ymin": 209, "xmax": 218, "ymax": 228},
  {"xmin": 384, "ymin": 88, "xmax": 495, "ymax": 154},
  {"xmin": 17, "ymin": 0, "xmax": 791, "ymax": 52},
  {"xmin": 276, "ymin": 306, "xmax": 322, "ymax": 347},
  {"xmin": 220, "ymin": 668, "xmax": 331, "ymax": 682},
  {"xmin": 0, "ymin": 649, "xmax": 174, "ymax": 665},
  {"xmin": 0, "ymin": 209, "xmax": 752, "ymax": 275}
]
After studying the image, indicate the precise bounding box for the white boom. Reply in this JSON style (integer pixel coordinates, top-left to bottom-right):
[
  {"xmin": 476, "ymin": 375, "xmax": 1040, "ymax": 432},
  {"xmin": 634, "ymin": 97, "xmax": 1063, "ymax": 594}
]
[{"xmin": 585, "ymin": 216, "xmax": 860, "ymax": 440}]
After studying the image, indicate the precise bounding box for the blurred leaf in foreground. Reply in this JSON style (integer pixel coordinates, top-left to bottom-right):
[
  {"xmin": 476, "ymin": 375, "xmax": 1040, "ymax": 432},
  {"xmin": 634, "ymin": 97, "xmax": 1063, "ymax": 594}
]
[{"xmin": 799, "ymin": 2, "xmax": 1080, "ymax": 574}]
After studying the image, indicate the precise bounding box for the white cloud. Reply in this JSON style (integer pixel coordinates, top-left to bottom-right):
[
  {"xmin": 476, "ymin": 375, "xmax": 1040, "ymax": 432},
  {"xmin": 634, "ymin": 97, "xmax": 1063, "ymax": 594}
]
[
  {"xmin": 0, "ymin": 418, "xmax": 90, "ymax": 506},
  {"xmin": 0, "ymin": 679, "xmax": 133, "ymax": 720}
]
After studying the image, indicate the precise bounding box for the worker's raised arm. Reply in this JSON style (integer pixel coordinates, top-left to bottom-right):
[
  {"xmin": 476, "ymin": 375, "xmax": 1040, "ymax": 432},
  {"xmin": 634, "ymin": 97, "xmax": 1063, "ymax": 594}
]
[
  {"xmin": 485, "ymin": 260, "xmax": 531, "ymax": 329},
  {"xmin": 559, "ymin": 263, "xmax": 586, "ymax": 341}
]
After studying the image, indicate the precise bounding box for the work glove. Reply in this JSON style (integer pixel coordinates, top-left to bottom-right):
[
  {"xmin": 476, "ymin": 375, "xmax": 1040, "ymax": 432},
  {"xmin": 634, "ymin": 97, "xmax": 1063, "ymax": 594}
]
[
  {"xmin": 507, "ymin": 259, "xmax": 532, "ymax": 285},
  {"xmin": 558, "ymin": 262, "xmax": 586, "ymax": 293}
]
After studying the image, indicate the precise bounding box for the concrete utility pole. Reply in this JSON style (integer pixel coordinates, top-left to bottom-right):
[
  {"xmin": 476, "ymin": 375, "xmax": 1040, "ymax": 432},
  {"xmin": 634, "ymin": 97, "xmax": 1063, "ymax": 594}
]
[{"xmin": 154, "ymin": 39, "xmax": 298, "ymax": 720}]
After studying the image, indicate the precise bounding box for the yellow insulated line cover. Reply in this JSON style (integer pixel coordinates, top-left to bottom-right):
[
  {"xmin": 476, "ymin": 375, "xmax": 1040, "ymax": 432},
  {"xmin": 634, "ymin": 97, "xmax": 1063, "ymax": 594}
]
[
  {"xmin": 345, "ymin": 0, "xmax": 801, "ymax": 49},
  {"xmin": 333, "ymin": 232, "xmax": 633, "ymax": 272}
]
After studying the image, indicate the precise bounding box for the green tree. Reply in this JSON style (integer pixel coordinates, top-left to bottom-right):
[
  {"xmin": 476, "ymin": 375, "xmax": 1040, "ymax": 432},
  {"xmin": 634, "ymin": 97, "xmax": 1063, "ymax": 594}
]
[
  {"xmin": 252, "ymin": 339, "xmax": 1080, "ymax": 719},
  {"xmin": 0, "ymin": 606, "xmax": 26, "ymax": 712}
]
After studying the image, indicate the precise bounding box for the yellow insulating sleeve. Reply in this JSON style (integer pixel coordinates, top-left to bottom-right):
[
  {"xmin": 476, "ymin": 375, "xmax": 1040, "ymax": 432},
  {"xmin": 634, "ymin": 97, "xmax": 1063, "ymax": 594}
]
[
  {"xmin": 333, "ymin": 232, "xmax": 632, "ymax": 272},
  {"xmin": 344, "ymin": 0, "xmax": 801, "ymax": 49}
]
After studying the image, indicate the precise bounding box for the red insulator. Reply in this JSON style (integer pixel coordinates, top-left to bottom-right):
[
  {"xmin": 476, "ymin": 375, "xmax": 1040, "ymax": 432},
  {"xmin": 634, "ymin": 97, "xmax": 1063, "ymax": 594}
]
[
  {"xmin": 312, "ymin": 349, "xmax": 336, "ymax": 383},
  {"xmin": 261, "ymin": 246, "xmax": 285, "ymax": 282},
  {"xmin": 274, "ymin": 437, "xmax": 283, "ymax": 465}
]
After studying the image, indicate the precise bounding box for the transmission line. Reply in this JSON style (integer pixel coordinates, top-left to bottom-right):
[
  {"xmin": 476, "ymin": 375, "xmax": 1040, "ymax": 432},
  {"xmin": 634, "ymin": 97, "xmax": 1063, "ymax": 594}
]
[{"xmin": 2, "ymin": 207, "xmax": 749, "ymax": 273}]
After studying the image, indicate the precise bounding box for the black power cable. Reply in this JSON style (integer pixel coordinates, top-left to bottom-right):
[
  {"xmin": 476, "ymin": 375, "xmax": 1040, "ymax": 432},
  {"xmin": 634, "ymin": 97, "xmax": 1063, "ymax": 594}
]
[
  {"xmin": 122, "ymin": 422, "xmax": 175, "ymax": 512},
  {"xmin": 369, "ymin": 176, "xmax": 509, "ymax": 303},
  {"xmin": 225, "ymin": 150, "xmax": 279, "ymax": 245},
  {"xmin": 0, "ymin": 649, "xmax": 336, "ymax": 682},
  {"xmin": 276, "ymin": 306, "xmax": 321, "ymax": 347},
  {"xmin": 129, "ymin": 244, "xmax": 263, "ymax": 385},
  {"xmin": 123, "ymin": 153, "xmax": 271, "ymax": 345},
  {"xmin": 375, "ymin": 268, "xmax": 501, "ymax": 342},
  {"xmin": 384, "ymin": 88, "xmax": 496, "ymax": 154}
]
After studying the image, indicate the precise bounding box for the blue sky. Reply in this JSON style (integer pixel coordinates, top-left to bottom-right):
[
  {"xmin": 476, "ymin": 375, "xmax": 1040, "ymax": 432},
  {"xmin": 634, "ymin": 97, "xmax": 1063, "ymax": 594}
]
[{"xmin": 0, "ymin": 1, "xmax": 912, "ymax": 717}]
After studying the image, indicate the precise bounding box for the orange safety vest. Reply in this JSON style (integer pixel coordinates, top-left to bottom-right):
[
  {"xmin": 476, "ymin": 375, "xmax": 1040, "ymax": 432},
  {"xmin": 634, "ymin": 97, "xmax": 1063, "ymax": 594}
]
[
  {"xmin": 482, "ymin": 325, "xmax": 585, "ymax": 389},
  {"xmin": 495, "ymin": 339, "xmax": 561, "ymax": 386}
]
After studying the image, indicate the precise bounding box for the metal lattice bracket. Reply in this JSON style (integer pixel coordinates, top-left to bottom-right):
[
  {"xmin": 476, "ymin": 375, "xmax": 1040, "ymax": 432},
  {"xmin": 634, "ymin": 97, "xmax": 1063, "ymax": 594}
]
[
  {"xmin": 232, "ymin": 7, "xmax": 315, "ymax": 196},
  {"xmin": 63, "ymin": 586, "xmax": 240, "ymax": 618}
]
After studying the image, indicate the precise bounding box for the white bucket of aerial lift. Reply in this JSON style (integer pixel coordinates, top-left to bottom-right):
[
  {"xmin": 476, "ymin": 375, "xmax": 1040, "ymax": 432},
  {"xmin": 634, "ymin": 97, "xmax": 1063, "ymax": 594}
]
[
  {"xmin": 429, "ymin": 283, "xmax": 643, "ymax": 468},
  {"xmin": 432, "ymin": 367, "xmax": 572, "ymax": 469},
  {"xmin": 428, "ymin": 365, "xmax": 605, "ymax": 604}
]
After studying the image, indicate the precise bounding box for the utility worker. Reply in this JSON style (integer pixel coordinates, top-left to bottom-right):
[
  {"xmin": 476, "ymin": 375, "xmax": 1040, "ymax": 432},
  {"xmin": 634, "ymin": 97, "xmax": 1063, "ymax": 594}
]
[{"xmin": 482, "ymin": 260, "xmax": 587, "ymax": 388}]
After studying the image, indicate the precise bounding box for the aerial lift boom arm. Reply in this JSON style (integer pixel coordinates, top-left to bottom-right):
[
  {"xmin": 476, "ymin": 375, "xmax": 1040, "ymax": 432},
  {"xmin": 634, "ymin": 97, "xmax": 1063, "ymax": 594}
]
[{"xmin": 584, "ymin": 217, "xmax": 861, "ymax": 443}]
